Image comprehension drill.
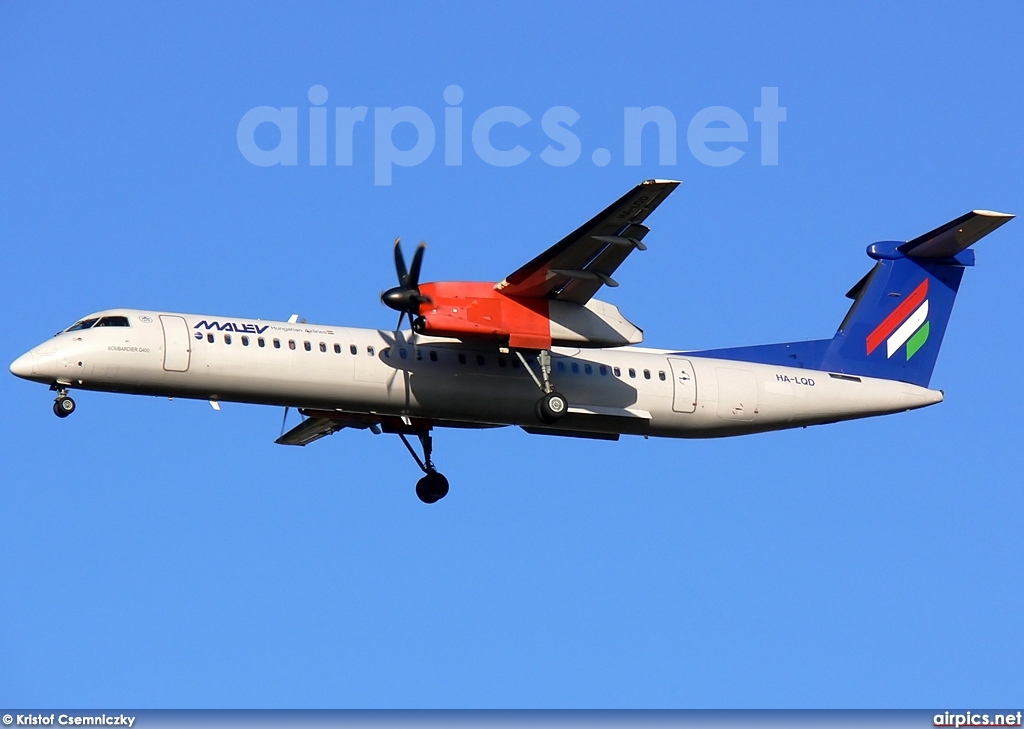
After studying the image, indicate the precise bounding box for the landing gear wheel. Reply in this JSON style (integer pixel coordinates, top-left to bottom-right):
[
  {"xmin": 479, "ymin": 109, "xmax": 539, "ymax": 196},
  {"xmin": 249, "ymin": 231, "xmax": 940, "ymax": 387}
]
[
  {"xmin": 415, "ymin": 471, "xmax": 450, "ymax": 504},
  {"xmin": 399, "ymin": 431, "xmax": 450, "ymax": 503},
  {"xmin": 536, "ymin": 391, "xmax": 568, "ymax": 424},
  {"xmin": 53, "ymin": 395, "xmax": 75, "ymax": 418}
]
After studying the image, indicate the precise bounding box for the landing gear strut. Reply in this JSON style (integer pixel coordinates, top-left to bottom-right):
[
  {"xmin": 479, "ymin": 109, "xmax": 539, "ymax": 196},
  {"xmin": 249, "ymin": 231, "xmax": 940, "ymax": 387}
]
[
  {"xmin": 398, "ymin": 430, "xmax": 449, "ymax": 504},
  {"xmin": 52, "ymin": 388, "xmax": 76, "ymax": 418},
  {"xmin": 514, "ymin": 349, "xmax": 568, "ymax": 424}
]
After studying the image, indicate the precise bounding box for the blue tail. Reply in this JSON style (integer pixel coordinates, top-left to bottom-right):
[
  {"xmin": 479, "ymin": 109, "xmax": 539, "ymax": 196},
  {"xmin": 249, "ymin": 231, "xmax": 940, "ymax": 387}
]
[
  {"xmin": 817, "ymin": 250, "xmax": 966, "ymax": 386},
  {"xmin": 685, "ymin": 210, "xmax": 1013, "ymax": 387}
]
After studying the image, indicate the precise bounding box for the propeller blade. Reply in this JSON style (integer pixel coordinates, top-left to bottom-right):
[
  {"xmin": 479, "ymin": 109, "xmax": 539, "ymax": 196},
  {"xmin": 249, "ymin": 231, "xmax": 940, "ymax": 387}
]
[
  {"xmin": 393, "ymin": 238, "xmax": 408, "ymax": 287},
  {"xmin": 396, "ymin": 311, "xmax": 405, "ymax": 330},
  {"xmin": 407, "ymin": 242, "xmax": 427, "ymax": 288},
  {"xmin": 383, "ymin": 238, "xmax": 429, "ymax": 323},
  {"xmin": 280, "ymin": 406, "xmax": 290, "ymax": 436}
]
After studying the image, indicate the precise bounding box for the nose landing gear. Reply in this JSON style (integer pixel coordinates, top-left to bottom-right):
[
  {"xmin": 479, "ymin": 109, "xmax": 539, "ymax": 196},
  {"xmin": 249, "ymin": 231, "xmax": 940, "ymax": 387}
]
[{"xmin": 52, "ymin": 389, "xmax": 76, "ymax": 418}]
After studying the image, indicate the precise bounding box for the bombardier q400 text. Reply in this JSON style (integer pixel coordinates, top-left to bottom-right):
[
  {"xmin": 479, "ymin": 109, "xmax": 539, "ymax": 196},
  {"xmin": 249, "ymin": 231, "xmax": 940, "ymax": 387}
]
[{"xmin": 10, "ymin": 181, "xmax": 1014, "ymax": 503}]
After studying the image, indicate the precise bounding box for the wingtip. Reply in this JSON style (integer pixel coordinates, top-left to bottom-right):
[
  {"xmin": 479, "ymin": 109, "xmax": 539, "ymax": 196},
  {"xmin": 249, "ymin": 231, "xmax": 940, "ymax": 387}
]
[{"xmin": 643, "ymin": 178, "xmax": 682, "ymax": 185}]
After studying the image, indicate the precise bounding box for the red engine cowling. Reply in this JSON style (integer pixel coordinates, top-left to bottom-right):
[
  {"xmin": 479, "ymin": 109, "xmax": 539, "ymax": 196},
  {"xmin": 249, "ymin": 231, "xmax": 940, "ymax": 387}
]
[{"xmin": 413, "ymin": 282, "xmax": 553, "ymax": 349}]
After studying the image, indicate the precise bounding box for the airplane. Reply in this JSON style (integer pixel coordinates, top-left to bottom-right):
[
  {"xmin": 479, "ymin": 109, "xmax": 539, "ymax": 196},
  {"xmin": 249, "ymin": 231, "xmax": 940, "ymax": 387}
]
[{"xmin": 9, "ymin": 180, "xmax": 1014, "ymax": 503}]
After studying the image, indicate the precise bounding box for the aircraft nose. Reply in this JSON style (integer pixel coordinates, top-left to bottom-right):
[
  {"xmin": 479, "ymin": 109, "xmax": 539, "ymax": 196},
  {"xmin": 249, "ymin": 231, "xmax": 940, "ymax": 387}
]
[{"xmin": 10, "ymin": 350, "xmax": 35, "ymax": 379}]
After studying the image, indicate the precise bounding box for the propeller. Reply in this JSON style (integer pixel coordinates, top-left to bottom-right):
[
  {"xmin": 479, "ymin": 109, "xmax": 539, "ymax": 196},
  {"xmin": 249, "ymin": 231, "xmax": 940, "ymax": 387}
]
[{"xmin": 381, "ymin": 238, "xmax": 431, "ymax": 329}]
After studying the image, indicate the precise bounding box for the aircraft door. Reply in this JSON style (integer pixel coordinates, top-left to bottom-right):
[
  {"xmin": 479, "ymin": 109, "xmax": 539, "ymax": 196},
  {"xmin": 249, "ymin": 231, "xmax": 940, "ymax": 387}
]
[
  {"xmin": 160, "ymin": 315, "xmax": 191, "ymax": 372},
  {"xmin": 668, "ymin": 357, "xmax": 697, "ymax": 413}
]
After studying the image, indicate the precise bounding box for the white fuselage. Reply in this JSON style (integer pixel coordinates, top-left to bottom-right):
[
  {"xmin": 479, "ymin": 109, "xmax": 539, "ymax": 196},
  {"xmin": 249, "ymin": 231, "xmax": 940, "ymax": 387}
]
[{"xmin": 11, "ymin": 309, "xmax": 943, "ymax": 439}]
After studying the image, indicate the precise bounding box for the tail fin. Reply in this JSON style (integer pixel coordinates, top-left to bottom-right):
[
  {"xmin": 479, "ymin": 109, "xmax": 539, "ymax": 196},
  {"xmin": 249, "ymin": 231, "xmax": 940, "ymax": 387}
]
[{"xmin": 819, "ymin": 210, "xmax": 1013, "ymax": 386}]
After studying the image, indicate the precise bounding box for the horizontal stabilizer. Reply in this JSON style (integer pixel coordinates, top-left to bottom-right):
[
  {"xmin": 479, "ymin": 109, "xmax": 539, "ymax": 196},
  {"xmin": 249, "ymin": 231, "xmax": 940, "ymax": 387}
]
[
  {"xmin": 686, "ymin": 208, "xmax": 1013, "ymax": 389},
  {"xmin": 899, "ymin": 210, "xmax": 1014, "ymax": 258}
]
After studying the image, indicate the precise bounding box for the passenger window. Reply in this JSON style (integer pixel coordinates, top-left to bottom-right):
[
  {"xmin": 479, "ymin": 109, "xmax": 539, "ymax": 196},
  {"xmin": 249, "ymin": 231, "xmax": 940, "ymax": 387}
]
[
  {"xmin": 207, "ymin": 333, "xmax": 215, "ymax": 344},
  {"xmin": 613, "ymin": 367, "xmax": 621, "ymax": 377},
  {"xmin": 367, "ymin": 346, "xmax": 375, "ymax": 356},
  {"xmin": 458, "ymin": 353, "xmax": 467, "ymax": 365},
  {"xmin": 599, "ymin": 365, "xmax": 608, "ymax": 376},
  {"xmin": 289, "ymin": 340, "xmax": 296, "ymax": 350},
  {"xmin": 571, "ymin": 363, "xmax": 579, "ymax": 374},
  {"xmin": 628, "ymin": 368, "xmax": 636, "ymax": 378},
  {"xmin": 429, "ymin": 351, "xmax": 438, "ymax": 362},
  {"xmin": 644, "ymin": 369, "xmax": 651, "ymax": 379},
  {"xmin": 383, "ymin": 347, "xmax": 391, "ymax": 358},
  {"xmin": 350, "ymin": 344, "xmax": 357, "ymax": 355},
  {"xmin": 258, "ymin": 337, "xmax": 265, "ymax": 347},
  {"xmin": 476, "ymin": 354, "xmax": 485, "ymax": 365},
  {"xmin": 334, "ymin": 343, "xmax": 341, "ymax": 354},
  {"xmin": 274, "ymin": 338, "xmax": 281, "ymax": 349},
  {"xmin": 557, "ymin": 362, "xmax": 566, "ymax": 372},
  {"xmin": 224, "ymin": 334, "xmax": 232, "ymax": 344},
  {"xmin": 303, "ymin": 341, "xmax": 311, "ymax": 351},
  {"xmin": 659, "ymin": 371, "xmax": 666, "ymax": 381},
  {"xmin": 416, "ymin": 349, "xmax": 423, "ymax": 361},
  {"xmin": 584, "ymin": 364, "xmax": 592, "ymax": 375},
  {"xmin": 319, "ymin": 342, "xmax": 327, "ymax": 353},
  {"xmin": 400, "ymin": 348, "xmax": 408, "ymax": 359},
  {"xmin": 95, "ymin": 316, "xmax": 130, "ymax": 327},
  {"xmin": 241, "ymin": 336, "xmax": 249, "ymax": 346}
]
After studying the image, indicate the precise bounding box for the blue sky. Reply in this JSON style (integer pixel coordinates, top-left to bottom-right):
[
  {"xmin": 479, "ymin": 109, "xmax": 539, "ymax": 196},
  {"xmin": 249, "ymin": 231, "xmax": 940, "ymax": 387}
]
[{"xmin": 1, "ymin": 1, "xmax": 1022, "ymax": 709}]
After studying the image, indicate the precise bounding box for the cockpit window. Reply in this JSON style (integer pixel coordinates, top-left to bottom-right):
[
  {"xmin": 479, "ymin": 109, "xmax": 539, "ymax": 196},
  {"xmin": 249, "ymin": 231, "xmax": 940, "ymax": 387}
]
[
  {"xmin": 94, "ymin": 316, "xmax": 130, "ymax": 328},
  {"xmin": 65, "ymin": 318, "xmax": 100, "ymax": 332}
]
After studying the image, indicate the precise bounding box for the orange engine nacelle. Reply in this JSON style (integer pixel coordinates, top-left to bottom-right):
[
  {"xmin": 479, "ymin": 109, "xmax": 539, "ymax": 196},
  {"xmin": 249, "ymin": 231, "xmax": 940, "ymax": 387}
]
[{"xmin": 413, "ymin": 282, "xmax": 553, "ymax": 350}]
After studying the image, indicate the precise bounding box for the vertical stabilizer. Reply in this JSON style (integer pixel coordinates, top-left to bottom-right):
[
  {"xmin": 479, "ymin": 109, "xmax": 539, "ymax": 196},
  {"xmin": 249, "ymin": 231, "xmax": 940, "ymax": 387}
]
[{"xmin": 819, "ymin": 210, "xmax": 1013, "ymax": 387}]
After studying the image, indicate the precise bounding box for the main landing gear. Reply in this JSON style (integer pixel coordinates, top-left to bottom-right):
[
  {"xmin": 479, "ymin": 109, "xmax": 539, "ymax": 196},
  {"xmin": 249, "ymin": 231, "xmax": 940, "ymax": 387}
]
[
  {"xmin": 398, "ymin": 430, "xmax": 449, "ymax": 504},
  {"xmin": 513, "ymin": 348, "xmax": 568, "ymax": 424},
  {"xmin": 537, "ymin": 391, "xmax": 568, "ymax": 423},
  {"xmin": 52, "ymin": 388, "xmax": 76, "ymax": 418}
]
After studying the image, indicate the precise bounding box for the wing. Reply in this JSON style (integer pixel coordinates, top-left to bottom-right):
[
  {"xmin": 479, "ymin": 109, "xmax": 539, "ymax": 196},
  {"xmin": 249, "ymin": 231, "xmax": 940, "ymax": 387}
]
[
  {"xmin": 495, "ymin": 179, "xmax": 680, "ymax": 304},
  {"xmin": 275, "ymin": 411, "xmax": 380, "ymax": 446},
  {"xmin": 275, "ymin": 408, "xmax": 506, "ymax": 446}
]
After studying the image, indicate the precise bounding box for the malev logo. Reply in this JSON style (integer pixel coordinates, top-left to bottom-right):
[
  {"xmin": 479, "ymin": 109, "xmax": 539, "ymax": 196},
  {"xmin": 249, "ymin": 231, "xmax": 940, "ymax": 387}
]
[
  {"xmin": 193, "ymin": 320, "xmax": 270, "ymax": 334},
  {"xmin": 866, "ymin": 279, "xmax": 930, "ymax": 360}
]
